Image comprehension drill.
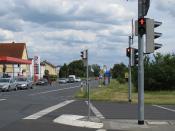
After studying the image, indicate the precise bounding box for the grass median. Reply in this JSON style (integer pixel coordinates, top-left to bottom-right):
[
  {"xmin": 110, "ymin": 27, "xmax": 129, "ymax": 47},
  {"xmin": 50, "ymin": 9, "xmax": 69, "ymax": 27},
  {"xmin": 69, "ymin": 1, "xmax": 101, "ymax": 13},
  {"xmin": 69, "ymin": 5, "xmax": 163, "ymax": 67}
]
[{"xmin": 75, "ymin": 79, "xmax": 175, "ymax": 105}]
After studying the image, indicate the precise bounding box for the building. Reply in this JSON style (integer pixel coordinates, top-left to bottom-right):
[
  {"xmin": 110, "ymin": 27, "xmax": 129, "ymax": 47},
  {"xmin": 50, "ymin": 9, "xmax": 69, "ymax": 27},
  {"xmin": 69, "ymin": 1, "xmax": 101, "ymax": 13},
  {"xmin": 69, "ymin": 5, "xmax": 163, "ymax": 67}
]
[
  {"xmin": 0, "ymin": 42, "xmax": 31, "ymax": 77},
  {"xmin": 40, "ymin": 60, "xmax": 57, "ymax": 77}
]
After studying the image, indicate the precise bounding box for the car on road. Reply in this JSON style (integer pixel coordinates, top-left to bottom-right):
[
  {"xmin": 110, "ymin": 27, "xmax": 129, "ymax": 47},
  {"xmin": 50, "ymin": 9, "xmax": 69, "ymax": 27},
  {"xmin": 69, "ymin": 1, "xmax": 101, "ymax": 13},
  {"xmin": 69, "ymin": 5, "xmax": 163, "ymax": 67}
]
[
  {"xmin": 36, "ymin": 78, "xmax": 48, "ymax": 86},
  {"xmin": 68, "ymin": 77, "xmax": 75, "ymax": 83},
  {"xmin": 0, "ymin": 78, "xmax": 17, "ymax": 92},
  {"xmin": 75, "ymin": 77, "xmax": 81, "ymax": 82},
  {"xmin": 16, "ymin": 77, "xmax": 33, "ymax": 90},
  {"xmin": 58, "ymin": 78, "xmax": 67, "ymax": 84}
]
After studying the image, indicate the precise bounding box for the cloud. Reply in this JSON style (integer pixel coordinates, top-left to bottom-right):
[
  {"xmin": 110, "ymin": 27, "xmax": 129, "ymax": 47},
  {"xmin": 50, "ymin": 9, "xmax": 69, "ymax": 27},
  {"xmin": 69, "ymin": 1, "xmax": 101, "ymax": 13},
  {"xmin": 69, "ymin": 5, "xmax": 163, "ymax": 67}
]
[
  {"xmin": 155, "ymin": 0, "xmax": 175, "ymax": 18},
  {"xmin": 0, "ymin": 0, "xmax": 173, "ymax": 68}
]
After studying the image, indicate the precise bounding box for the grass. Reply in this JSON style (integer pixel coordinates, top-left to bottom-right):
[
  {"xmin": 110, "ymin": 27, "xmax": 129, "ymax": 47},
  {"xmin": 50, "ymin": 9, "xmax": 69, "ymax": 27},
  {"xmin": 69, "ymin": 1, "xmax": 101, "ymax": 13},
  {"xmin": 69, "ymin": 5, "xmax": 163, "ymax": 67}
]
[{"xmin": 75, "ymin": 79, "xmax": 175, "ymax": 105}]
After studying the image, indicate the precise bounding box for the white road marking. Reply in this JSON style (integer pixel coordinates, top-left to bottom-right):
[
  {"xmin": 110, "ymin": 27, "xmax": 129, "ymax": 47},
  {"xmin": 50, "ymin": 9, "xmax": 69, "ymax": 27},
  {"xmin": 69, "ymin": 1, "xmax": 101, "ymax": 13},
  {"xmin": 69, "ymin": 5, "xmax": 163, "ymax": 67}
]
[
  {"xmin": 23, "ymin": 100, "xmax": 75, "ymax": 120},
  {"xmin": 85, "ymin": 101, "xmax": 105, "ymax": 119},
  {"xmin": 0, "ymin": 99, "xmax": 6, "ymax": 101},
  {"xmin": 29, "ymin": 85, "xmax": 80, "ymax": 96},
  {"xmin": 53, "ymin": 114, "xmax": 103, "ymax": 129},
  {"xmin": 153, "ymin": 105, "xmax": 175, "ymax": 112}
]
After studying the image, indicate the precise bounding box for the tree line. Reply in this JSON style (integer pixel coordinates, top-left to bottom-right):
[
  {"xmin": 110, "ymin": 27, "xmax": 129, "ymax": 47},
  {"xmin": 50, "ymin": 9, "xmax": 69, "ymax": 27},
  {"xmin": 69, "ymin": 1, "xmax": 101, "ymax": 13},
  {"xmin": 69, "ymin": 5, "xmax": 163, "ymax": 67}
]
[
  {"xmin": 59, "ymin": 60, "xmax": 100, "ymax": 78},
  {"xmin": 111, "ymin": 53, "xmax": 175, "ymax": 91}
]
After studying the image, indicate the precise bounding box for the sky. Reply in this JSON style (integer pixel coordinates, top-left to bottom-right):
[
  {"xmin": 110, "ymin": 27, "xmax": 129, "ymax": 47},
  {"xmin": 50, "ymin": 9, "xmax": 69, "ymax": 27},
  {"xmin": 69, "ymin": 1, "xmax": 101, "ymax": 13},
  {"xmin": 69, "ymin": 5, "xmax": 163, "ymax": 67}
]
[{"xmin": 0, "ymin": 0, "xmax": 174, "ymax": 68}]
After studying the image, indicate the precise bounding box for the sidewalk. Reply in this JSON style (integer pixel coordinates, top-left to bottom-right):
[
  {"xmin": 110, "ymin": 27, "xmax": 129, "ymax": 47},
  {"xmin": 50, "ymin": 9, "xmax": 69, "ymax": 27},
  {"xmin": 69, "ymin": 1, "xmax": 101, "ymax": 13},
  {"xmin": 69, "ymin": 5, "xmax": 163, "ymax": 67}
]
[
  {"xmin": 102, "ymin": 119, "xmax": 175, "ymax": 131},
  {"xmin": 89, "ymin": 101, "xmax": 175, "ymax": 131}
]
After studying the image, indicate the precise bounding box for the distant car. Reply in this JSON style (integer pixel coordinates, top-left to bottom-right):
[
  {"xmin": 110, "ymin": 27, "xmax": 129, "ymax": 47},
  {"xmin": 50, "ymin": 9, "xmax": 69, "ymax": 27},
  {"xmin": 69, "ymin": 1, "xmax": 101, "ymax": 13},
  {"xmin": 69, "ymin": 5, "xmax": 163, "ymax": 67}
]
[
  {"xmin": 68, "ymin": 77, "xmax": 75, "ymax": 83},
  {"xmin": 16, "ymin": 77, "xmax": 33, "ymax": 89},
  {"xmin": 75, "ymin": 77, "xmax": 81, "ymax": 82},
  {"xmin": 36, "ymin": 78, "xmax": 48, "ymax": 86},
  {"xmin": 58, "ymin": 78, "xmax": 67, "ymax": 84},
  {"xmin": 0, "ymin": 78, "xmax": 17, "ymax": 92}
]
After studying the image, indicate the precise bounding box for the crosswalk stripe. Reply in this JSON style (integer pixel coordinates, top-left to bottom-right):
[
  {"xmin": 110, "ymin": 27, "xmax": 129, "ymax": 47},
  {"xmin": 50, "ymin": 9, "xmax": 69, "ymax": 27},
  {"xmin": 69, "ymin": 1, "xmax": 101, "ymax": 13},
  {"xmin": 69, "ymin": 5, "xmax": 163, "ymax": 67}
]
[
  {"xmin": 23, "ymin": 100, "xmax": 75, "ymax": 120},
  {"xmin": 85, "ymin": 101, "xmax": 105, "ymax": 119},
  {"xmin": 0, "ymin": 99, "xmax": 6, "ymax": 101}
]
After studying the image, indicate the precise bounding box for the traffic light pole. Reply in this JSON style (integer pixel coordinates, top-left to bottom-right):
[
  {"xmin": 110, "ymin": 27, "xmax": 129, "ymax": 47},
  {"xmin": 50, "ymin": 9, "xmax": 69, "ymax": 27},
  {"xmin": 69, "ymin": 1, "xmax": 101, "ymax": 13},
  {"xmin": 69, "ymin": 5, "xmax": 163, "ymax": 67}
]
[
  {"xmin": 128, "ymin": 36, "xmax": 132, "ymax": 102},
  {"xmin": 138, "ymin": 0, "xmax": 144, "ymax": 125},
  {"xmin": 86, "ymin": 50, "xmax": 90, "ymax": 120}
]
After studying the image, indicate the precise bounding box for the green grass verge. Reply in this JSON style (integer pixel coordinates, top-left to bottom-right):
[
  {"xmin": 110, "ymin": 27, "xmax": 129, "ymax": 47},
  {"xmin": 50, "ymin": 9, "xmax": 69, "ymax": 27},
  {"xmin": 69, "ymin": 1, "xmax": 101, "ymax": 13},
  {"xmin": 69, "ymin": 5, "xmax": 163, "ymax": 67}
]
[{"xmin": 75, "ymin": 80, "xmax": 175, "ymax": 105}]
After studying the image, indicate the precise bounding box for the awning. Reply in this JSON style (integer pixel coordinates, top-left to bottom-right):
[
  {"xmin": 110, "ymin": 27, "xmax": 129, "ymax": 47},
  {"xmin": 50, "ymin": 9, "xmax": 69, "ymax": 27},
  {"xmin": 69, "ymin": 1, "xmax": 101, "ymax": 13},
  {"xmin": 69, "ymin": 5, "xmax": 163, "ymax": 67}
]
[{"xmin": 0, "ymin": 56, "xmax": 32, "ymax": 64}]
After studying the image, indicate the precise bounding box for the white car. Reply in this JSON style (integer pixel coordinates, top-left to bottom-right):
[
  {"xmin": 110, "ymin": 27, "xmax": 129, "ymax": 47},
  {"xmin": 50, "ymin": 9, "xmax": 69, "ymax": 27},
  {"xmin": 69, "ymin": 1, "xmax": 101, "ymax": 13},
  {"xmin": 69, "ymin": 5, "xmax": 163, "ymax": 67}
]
[
  {"xmin": 75, "ymin": 77, "xmax": 81, "ymax": 82},
  {"xmin": 58, "ymin": 78, "xmax": 67, "ymax": 84},
  {"xmin": 16, "ymin": 77, "xmax": 33, "ymax": 89},
  {"xmin": 0, "ymin": 78, "xmax": 17, "ymax": 92}
]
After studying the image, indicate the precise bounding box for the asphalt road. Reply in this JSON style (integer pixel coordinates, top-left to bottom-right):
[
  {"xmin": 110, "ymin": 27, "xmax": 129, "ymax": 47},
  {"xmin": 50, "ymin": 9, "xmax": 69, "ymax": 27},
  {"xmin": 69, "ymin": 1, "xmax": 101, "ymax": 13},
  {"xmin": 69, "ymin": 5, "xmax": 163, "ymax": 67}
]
[{"xmin": 0, "ymin": 80, "xmax": 175, "ymax": 131}]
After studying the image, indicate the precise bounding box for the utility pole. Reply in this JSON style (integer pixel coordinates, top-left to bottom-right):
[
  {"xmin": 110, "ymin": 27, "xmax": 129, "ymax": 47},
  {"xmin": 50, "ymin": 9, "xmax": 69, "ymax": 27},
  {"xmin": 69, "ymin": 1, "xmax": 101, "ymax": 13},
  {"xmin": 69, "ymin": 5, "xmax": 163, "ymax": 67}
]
[{"xmin": 128, "ymin": 36, "xmax": 132, "ymax": 102}]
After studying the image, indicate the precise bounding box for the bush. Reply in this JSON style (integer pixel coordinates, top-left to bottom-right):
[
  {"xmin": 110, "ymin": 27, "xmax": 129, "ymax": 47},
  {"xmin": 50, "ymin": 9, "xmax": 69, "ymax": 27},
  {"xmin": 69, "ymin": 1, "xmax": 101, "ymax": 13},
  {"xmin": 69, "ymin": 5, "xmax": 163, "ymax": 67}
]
[
  {"xmin": 49, "ymin": 75, "xmax": 58, "ymax": 81},
  {"xmin": 132, "ymin": 53, "xmax": 175, "ymax": 91}
]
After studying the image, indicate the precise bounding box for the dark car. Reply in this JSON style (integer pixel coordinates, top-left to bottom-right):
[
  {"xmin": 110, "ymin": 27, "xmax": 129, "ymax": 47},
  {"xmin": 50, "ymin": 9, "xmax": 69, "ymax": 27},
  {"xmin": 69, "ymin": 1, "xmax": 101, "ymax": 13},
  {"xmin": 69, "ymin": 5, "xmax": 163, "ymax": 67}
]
[
  {"xmin": 68, "ymin": 77, "xmax": 75, "ymax": 83},
  {"xmin": 36, "ymin": 78, "xmax": 48, "ymax": 86}
]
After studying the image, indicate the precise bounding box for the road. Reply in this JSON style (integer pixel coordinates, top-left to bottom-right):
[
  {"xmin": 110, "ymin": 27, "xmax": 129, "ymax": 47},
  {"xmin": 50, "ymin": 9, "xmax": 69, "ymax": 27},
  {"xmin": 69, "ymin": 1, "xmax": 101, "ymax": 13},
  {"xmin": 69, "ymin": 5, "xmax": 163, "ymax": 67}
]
[{"xmin": 0, "ymin": 80, "xmax": 175, "ymax": 131}]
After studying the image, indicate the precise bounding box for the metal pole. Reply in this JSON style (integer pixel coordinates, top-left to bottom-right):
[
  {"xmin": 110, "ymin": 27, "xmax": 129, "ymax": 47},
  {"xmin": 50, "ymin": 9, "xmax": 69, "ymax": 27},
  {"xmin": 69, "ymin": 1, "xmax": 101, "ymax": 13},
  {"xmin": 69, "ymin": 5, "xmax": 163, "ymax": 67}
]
[
  {"xmin": 86, "ymin": 50, "xmax": 90, "ymax": 120},
  {"xmin": 128, "ymin": 36, "xmax": 132, "ymax": 102},
  {"xmin": 138, "ymin": 0, "xmax": 144, "ymax": 125}
]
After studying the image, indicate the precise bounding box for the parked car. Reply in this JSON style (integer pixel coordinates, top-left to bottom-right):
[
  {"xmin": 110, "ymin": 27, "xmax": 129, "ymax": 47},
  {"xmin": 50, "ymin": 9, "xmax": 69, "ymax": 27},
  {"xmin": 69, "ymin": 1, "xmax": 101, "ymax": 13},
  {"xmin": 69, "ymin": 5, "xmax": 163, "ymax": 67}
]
[
  {"xmin": 36, "ymin": 78, "xmax": 48, "ymax": 85},
  {"xmin": 58, "ymin": 78, "xmax": 67, "ymax": 84},
  {"xmin": 68, "ymin": 77, "xmax": 75, "ymax": 83},
  {"xmin": 15, "ymin": 77, "xmax": 33, "ymax": 89},
  {"xmin": 0, "ymin": 78, "xmax": 17, "ymax": 92},
  {"xmin": 75, "ymin": 77, "xmax": 81, "ymax": 82}
]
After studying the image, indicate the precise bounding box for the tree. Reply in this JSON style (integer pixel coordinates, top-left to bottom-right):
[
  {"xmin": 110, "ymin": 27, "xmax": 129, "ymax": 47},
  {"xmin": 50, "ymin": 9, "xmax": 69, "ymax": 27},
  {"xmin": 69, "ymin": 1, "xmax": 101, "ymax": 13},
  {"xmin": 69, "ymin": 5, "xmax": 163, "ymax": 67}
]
[
  {"xmin": 68, "ymin": 60, "xmax": 85, "ymax": 77},
  {"xmin": 89, "ymin": 64, "xmax": 100, "ymax": 77},
  {"xmin": 59, "ymin": 64, "xmax": 68, "ymax": 78},
  {"xmin": 132, "ymin": 53, "xmax": 175, "ymax": 91},
  {"xmin": 111, "ymin": 63, "xmax": 127, "ymax": 83}
]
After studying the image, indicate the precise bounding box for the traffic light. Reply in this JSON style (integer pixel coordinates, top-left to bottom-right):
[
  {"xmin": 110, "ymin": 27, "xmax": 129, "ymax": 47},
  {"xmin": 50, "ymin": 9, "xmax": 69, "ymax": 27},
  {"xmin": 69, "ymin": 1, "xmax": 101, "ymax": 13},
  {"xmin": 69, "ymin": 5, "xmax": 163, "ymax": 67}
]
[
  {"xmin": 138, "ymin": 17, "xmax": 146, "ymax": 36},
  {"xmin": 80, "ymin": 50, "xmax": 87, "ymax": 59},
  {"xmin": 126, "ymin": 47, "xmax": 131, "ymax": 57},
  {"xmin": 145, "ymin": 18, "xmax": 162, "ymax": 53},
  {"xmin": 131, "ymin": 48, "xmax": 139, "ymax": 66},
  {"xmin": 135, "ymin": 18, "xmax": 146, "ymax": 36}
]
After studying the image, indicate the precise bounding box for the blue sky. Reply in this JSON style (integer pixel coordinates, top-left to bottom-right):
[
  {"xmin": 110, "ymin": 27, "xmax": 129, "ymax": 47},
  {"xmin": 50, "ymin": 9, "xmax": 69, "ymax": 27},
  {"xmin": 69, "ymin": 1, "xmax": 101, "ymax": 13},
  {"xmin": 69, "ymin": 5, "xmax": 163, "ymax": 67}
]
[{"xmin": 0, "ymin": 0, "xmax": 174, "ymax": 68}]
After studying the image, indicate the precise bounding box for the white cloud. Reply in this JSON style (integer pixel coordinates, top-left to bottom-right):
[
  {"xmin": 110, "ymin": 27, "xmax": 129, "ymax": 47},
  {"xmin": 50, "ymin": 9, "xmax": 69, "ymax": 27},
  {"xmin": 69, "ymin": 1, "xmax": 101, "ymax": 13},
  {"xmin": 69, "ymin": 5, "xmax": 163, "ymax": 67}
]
[{"xmin": 0, "ymin": 0, "xmax": 173, "ymax": 67}]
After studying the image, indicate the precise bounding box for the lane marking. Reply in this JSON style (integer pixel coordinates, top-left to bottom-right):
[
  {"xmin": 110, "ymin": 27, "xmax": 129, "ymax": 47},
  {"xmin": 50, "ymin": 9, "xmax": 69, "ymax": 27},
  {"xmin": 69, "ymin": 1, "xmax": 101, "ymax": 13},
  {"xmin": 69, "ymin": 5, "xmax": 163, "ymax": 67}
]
[
  {"xmin": 0, "ymin": 99, "xmax": 6, "ymax": 101},
  {"xmin": 153, "ymin": 105, "xmax": 175, "ymax": 112},
  {"xmin": 29, "ymin": 85, "xmax": 80, "ymax": 96},
  {"xmin": 23, "ymin": 100, "xmax": 75, "ymax": 120},
  {"xmin": 53, "ymin": 114, "xmax": 103, "ymax": 129},
  {"xmin": 85, "ymin": 101, "xmax": 105, "ymax": 119}
]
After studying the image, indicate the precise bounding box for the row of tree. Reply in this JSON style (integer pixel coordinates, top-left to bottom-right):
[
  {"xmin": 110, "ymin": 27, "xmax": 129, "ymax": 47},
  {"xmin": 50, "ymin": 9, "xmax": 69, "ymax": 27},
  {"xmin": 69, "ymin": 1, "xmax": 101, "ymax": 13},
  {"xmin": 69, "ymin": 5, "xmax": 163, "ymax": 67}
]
[
  {"xmin": 60, "ymin": 53, "xmax": 175, "ymax": 91},
  {"xmin": 59, "ymin": 60, "xmax": 100, "ymax": 78}
]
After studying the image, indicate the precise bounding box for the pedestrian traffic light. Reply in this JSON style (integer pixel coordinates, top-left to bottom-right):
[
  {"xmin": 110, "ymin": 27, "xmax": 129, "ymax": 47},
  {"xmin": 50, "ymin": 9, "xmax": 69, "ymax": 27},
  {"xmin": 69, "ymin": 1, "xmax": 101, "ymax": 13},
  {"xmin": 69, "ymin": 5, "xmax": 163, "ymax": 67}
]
[
  {"xmin": 138, "ymin": 17, "xmax": 146, "ymax": 36},
  {"xmin": 131, "ymin": 48, "xmax": 139, "ymax": 66},
  {"xmin": 145, "ymin": 18, "xmax": 162, "ymax": 53},
  {"xmin": 135, "ymin": 18, "xmax": 147, "ymax": 36},
  {"xmin": 126, "ymin": 47, "xmax": 131, "ymax": 57}
]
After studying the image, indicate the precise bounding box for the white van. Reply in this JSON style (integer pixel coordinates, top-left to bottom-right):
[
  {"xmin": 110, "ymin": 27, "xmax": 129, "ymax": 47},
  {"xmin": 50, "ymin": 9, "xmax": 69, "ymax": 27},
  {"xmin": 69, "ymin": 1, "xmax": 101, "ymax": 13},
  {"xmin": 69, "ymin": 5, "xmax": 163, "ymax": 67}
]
[{"xmin": 68, "ymin": 75, "xmax": 76, "ymax": 82}]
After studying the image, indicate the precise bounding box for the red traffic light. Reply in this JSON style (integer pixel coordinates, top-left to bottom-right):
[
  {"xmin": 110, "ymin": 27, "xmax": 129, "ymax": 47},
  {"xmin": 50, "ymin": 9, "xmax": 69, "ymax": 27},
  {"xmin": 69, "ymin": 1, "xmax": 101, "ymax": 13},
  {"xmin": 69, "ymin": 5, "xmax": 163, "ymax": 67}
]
[{"xmin": 139, "ymin": 18, "xmax": 145, "ymax": 25}]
